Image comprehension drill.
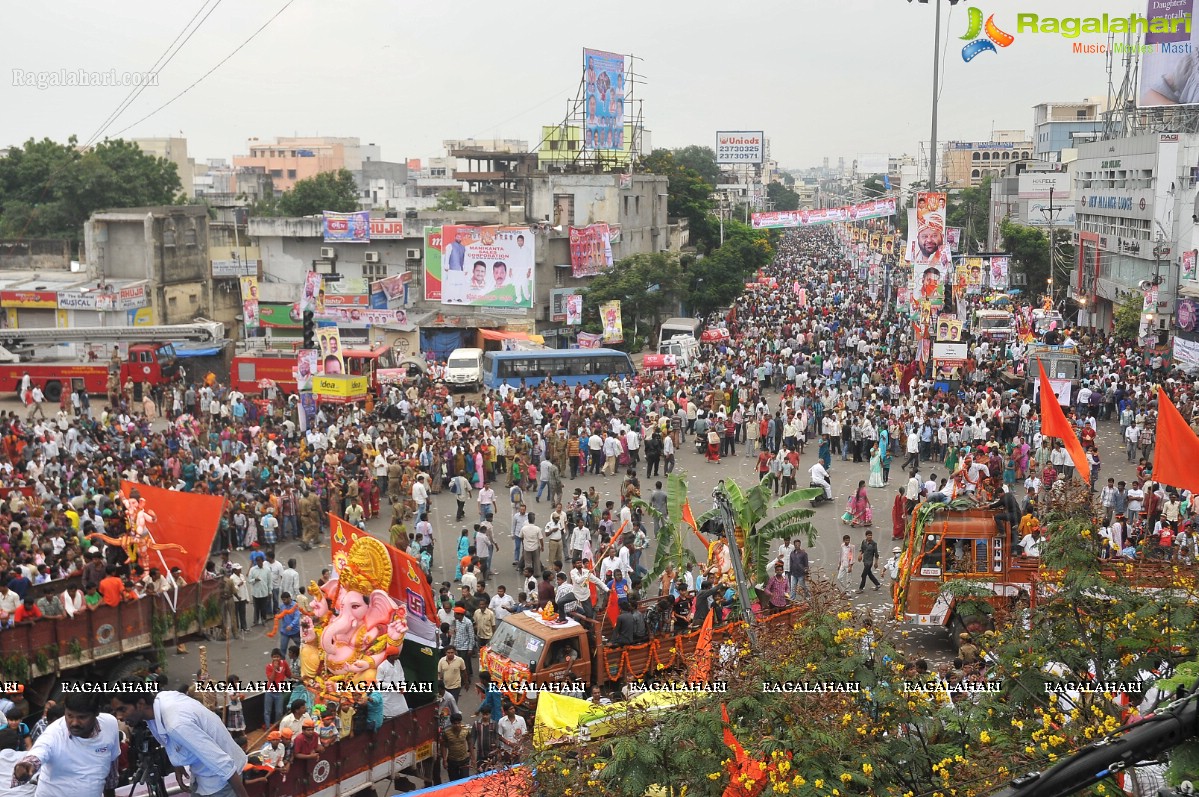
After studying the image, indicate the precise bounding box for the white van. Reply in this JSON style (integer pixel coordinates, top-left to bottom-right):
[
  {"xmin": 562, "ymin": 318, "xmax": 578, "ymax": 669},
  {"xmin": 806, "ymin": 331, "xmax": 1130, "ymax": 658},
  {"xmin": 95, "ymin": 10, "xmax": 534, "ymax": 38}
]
[
  {"xmin": 658, "ymin": 334, "xmax": 700, "ymax": 368},
  {"xmin": 444, "ymin": 347, "xmax": 484, "ymax": 389}
]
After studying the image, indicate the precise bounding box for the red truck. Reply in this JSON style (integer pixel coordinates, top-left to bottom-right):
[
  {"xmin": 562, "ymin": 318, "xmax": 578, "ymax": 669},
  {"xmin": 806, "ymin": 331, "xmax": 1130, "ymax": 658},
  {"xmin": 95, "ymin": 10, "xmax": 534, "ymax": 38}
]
[
  {"xmin": 231, "ymin": 344, "xmax": 399, "ymax": 396},
  {"xmin": 0, "ymin": 342, "xmax": 181, "ymax": 403},
  {"xmin": 0, "ymin": 322, "xmax": 224, "ymax": 402}
]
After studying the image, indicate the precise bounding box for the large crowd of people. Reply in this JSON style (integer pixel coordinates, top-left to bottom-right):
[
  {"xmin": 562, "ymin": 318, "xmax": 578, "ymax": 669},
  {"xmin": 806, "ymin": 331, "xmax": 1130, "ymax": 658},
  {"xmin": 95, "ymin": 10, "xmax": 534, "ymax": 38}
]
[{"xmin": 3, "ymin": 223, "xmax": 1198, "ymax": 790}]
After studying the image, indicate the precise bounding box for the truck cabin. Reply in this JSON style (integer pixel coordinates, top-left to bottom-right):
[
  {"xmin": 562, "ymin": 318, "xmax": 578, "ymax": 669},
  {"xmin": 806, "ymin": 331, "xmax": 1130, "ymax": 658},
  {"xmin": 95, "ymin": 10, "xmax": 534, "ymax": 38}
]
[
  {"xmin": 483, "ymin": 612, "xmax": 593, "ymax": 686},
  {"xmin": 341, "ymin": 345, "xmax": 397, "ymax": 388},
  {"xmin": 127, "ymin": 343, "xmax": 180, "ymax": 382},
  {"xmin": 902, "ymin": 508, "xmax": 1044, "ymax": 627}
]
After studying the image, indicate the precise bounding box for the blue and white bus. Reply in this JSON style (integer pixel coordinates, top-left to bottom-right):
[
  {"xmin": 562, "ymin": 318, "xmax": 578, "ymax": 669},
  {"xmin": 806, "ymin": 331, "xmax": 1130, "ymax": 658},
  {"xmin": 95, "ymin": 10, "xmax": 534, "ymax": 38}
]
[{"xmin": 482, "ymin": 348, "xmax": 635, "ymax": 388}]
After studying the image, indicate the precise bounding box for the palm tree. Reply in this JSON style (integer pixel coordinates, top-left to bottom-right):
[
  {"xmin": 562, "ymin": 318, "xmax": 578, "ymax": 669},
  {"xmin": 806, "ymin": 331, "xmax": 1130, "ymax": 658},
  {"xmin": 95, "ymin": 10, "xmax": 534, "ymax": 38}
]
[{"xmin": 699, "ymin": 477, "xmax": 822, "ymax": 584}]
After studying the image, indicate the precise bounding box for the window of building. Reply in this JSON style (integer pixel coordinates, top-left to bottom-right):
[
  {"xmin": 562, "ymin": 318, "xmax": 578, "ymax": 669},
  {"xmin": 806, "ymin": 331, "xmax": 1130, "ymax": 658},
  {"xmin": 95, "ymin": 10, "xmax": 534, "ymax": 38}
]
[
  {"xmin": 1021, "ymin": 152, "xmax": 1030, "ymax": 159},
  {"xmin": 183, "ymin": 220, "xmax": 198, "ymax": 247},
  {"xmin": 971, "ymin": 169, "xmax": 980, "ymax": 178},
  {"xmin": 270, "ymin": 169, "xmax": 283, "ymax": 178},
  {"xmin": 190, "ymin": 294, "xmax": 198, "ymax": 305},
  {"xmin": 363, "ymin": 262, "xmax": 388, "ymax": 280},
  {"xmin": 549, "ymin": 140, "xmax": 560, "ymax": 150},
  {"xmin": 163, "ymin": 221, "xmax": 176, "ymax": 247},
  {"xmin": 287, "ymin": 169, "xmax": 297, "ymax": 179},
  {"xmin": 1077, "ymin": 110, "xmax": 1087, "ymax": 119},
  {"xmin": 972, "ymin": 152, "xmax": 981, "ymax": 161},
  {"xmin": 981, "ymin": 152, "xmax": 990, "ymax": 161},
  {"xmin": 168, "ymin": 296, "xmax": 177, "ymax": 307},
  {"xmin": 553, "ymin": 194, "xmax": 575, "ymax": 227}
]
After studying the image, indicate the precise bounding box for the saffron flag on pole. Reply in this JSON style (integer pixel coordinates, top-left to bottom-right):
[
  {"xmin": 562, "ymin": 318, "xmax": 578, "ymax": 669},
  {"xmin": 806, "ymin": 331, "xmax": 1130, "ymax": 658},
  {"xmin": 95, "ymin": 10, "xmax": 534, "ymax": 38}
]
[
  {"xmin": 1151, "ymin": 387, "xmax": 1199, "ymax": 495},
  {"xmin": 328, "ymin": 513, "xmax": 438, "ymax": 644},
  {"xmin": 688, "ymin": 607, "xmax": 715, "ymax": 683},
  {"xmin": 119, "ymin": 481, "xmax": 224, "ymax": 583},
  {"xmin": 681, "ymin": 499, "xmax": 710, "ymax": 551},
  {"xmin": 605, "ymin": 581, "xmax": 620, "ymax": 629},
  {"xmin": 1037, "ymin": 360, "xmax": 1091, "ymax": 484}
]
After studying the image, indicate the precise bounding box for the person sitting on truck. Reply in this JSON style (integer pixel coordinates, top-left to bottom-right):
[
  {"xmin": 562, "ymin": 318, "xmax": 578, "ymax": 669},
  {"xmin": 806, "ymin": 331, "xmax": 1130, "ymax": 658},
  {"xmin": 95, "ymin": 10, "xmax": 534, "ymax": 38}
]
[{"xmin": 610, "ymin": 601, "xmax": 641, "ymax": 646}]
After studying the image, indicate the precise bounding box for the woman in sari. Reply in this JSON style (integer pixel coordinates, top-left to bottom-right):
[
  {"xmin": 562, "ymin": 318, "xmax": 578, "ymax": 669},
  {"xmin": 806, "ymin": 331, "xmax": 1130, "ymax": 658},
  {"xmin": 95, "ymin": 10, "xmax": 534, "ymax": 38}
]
[
  {"xmin": 868, "ymin": 444, "xmax": 886, "ymax": 489},
  {"xmin": 843, "ymin": 480, "xmax": 872, "ymax": 527}
]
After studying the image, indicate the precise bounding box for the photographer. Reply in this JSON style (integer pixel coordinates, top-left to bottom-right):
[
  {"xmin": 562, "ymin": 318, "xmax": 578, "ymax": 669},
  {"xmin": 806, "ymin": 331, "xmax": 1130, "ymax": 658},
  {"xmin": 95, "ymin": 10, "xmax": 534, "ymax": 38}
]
[
  {"xmin": 10, "ymin": 692, "xmax": 121, "ymax": 797},
  {"xmin": 109, "ymin": 684, "xmax": 249, "ymax": 797}
]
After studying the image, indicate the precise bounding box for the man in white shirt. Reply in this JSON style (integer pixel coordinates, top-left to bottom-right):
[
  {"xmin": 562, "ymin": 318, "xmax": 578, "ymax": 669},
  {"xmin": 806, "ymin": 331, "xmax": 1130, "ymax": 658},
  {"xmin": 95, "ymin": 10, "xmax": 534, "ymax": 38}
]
[
  {"xmin": 110, "ymin": 689, "xmax": 248, "ymax": 797},
  {"xmin": 489, "ymin": 586, "xmax": 516, "ymax": 621},
  {"xmin": 11, "ymin": 693, "xmax": 120, "ymax": 797},
  {"xmin": 1019, "ymin": 527, "xmax": 1043, "ymax": 558},
  {"xmin": 568, "ymin": 558, "xmax": 608, "ymax": 618},
  {"xmin": 496, "ymin": 704, "xmax": 527, "ymax": 759},
  {"xmin": 376, "ymin": 646, "xmax": 409, "ymax": 718},
  {"xmin": 519, "ymin": 512, "xmax": 544, "ymax": 575}
]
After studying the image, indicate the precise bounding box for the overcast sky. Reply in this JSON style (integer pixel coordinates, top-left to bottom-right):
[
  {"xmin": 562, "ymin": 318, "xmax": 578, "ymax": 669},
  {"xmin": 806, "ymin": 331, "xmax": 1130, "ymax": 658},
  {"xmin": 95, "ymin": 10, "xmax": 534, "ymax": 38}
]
[{"xmin": 4, "ymin": 0, "xmax": 1146, "ymax": 171}]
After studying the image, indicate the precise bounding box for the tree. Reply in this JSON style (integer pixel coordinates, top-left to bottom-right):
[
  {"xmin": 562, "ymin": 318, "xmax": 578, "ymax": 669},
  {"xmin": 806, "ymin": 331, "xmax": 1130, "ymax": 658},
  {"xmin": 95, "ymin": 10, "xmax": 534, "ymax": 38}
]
[
  {"xmin": 947, "ymin": 175, "xmax": 991, "ymax": 254},
  {"xmin": 672, "ymin": 145, "xmax": 721, "ymax": 188},
  {"xmin": 766, "ymin": 181, "xmax": 801, "ymax": 211},
  {"xmin": 640, "ymin": 149, "xmax": 719, "ymax": 253},
  {"xmin": 862, "ymin": 173, "xmax": 887, "ymax": 198},
  {"xmin": 530, "ymin": 489, "xmax": 1199, "ymax": 797},
  {"xmin": 433, "ymin": 189, "xmax": 467, "ymax": 212},
  {"xmin": 1114, "ymin": 293, "xmax": 1144, "ymax": 342},
  {"xmin": 1000, "ymin": 219, "xmax": 1052, "ymax": 295},
  {"xmin": 0, "ymin": 136, "xmax": 182, "ymax": 248},
  {"xmin": 687, "ymin": 221, "xmax": 773, "ymax": 317},
  {"xmin": 579, "ymin": 252, "xmax": 687, "ymax": 351},
  {"xmin": 276, "ymin": 168, "xmax": 360, "ymax": 216},
  {"xmin": 694, "ymin": 476, "xmax": 820, "ymax": 584}
]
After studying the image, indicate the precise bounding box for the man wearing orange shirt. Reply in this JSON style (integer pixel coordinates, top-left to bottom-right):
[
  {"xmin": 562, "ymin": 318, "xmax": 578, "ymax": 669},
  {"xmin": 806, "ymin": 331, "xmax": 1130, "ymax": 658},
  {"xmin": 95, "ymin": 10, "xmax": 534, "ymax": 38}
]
[{"xmin": 98, "ymin": 566, "xmax": 124, "ymax": 607}]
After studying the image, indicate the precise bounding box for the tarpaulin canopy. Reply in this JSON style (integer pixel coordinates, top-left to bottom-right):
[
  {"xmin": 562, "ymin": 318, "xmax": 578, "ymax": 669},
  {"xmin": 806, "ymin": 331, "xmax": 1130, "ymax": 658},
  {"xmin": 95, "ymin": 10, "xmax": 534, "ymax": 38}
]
[
  {"xmin": 478, "ymin": 329, "xmax": 545, "ymax": 344},
  {"xmin": 396, "ymin": 766, "xmax": 530, "ymax": 796}
]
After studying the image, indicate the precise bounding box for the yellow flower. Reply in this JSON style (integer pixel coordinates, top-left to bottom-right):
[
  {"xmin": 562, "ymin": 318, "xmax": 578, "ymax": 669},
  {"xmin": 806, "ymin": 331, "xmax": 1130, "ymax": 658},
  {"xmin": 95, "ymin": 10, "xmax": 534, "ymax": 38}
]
[
  {"xmin": 562, "ymin": 768, "xmax": 570, "ymax": 775},
  {"xmin": 815, "ymin": 779, "xmax": 824, "ymax": 789},
  {"xmin": 862, "ymin": 763, "xmax": 874, "ymax": 776},
  {"xmin": 708, "ymin": 773, "xmax": 721, "ymax": 781},
  {"xmin": 840, "ymin": 772, "xmax": 853, "ymax": 783},
  {"xmin": 794, "ymin": 775, "xmax": 806, "ymax": 786}
]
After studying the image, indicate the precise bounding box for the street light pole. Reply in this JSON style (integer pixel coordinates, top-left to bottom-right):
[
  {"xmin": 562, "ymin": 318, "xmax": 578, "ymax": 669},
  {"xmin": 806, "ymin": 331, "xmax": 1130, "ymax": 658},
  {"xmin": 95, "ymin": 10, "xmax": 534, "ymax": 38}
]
[{"xmin": 928, "ymin": 0, "xmax": 943, "ymax": 189}]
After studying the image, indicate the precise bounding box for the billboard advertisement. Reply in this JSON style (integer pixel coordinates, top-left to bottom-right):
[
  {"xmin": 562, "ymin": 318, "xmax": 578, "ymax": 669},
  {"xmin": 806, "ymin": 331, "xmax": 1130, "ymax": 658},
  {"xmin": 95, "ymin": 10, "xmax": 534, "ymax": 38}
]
[
  {"xmin": 989, "ymin": 256, "xmax": 1010, "ymax": 290},
  {"xmin": 424, "ymin": 226, "xmax": 443, "ymax": 301},
  {"xmin": 317, "ymin": 326, "xmax": 344, "ymax": 375},
  {"xmin": 1184, "ymin": 250, "xmax": 1198, "ymax": 282},
  {"xmin": 300, "ymin": 271, "xmax": 322, "ymax": 314},
  {"xmin": 1017, "ymin": 172, "xmax": 1070, "ymax": 199},
  {"xmin": 549, "ymin": 288, "xmax": 577, "ymax": 322},
  {"xmin": 239, "ymin": 276, "xmax": 260, "ymax": 329},
  {"xmin": 566, "ymin": 294, "xmax": 583, "ymax": 325},
  {"xmin": 600, "ymin": 300, "xmax": 623, "ymax": 344},
  {"xmin": 211, "ymin": 258, "xmax": 259, "ymax": 278},
  {"xmin": 295, "ymin": 349, "xmax": 318, "ymax": 392},
  {"xmin": 1138, "ymin": 0, "xmax": 1197, "ymax": 107},
  {"xmin": 322, "ymin": 210, "xmax": 371, "ymax": 243},
  {"xmin": 716, "ymin": 131, "xmax": 765, "ymax": 164},
  {"xmin": 438, "ymin": 225, "xmax": 534, "ymax": 308},
  {"xmin": 907, "ymin": 192, "xmax": 952, "ymax": 272},
  {"xmin": 584, "ymin": 49, "xmax": 626, "ymax": 150},
  {"xmin": 569, "ymin": 223, "xmax": 614, "ymax": 277},
  {"xmin": 751, "ymin": 198, "xmax": 896, "ymax": 229}
]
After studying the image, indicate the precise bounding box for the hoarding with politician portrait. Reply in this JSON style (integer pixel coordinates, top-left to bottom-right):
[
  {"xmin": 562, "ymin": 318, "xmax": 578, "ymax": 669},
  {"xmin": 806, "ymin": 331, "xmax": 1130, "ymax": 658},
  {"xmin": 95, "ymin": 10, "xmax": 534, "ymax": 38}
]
[
  {"xmin": 437, "ymin": 225, "xmax": 534, "ymax": 309},
  {"xmin": 322, "ymin": 210, "xmax": 371, "ymax": 243},
  {"xmin": 584, "ymin": 48, "xmax": 626, "ymax": 150},
  {"xmin": 907, "ymin": 192, "xmax": 952, "ymax": 272},
  {"xmin": 569, "ymin": 223, "xmax": 614, "ymax": 277}
]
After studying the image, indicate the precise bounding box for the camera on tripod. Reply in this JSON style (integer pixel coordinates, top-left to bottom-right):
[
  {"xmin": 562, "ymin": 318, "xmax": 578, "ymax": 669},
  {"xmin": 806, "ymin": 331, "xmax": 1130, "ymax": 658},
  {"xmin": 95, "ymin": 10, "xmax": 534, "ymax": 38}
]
[{"xmin": 125, "ymin": 724, "xmax": 170, "ymax": 797}]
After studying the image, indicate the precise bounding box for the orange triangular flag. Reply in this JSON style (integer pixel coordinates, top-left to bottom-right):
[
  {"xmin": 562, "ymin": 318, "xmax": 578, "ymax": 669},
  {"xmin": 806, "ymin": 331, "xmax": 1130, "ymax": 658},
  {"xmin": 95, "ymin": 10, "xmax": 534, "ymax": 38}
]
[
  {"xmin": 688, "ymin": 607, "xmax": 715, "ymax": 682},
  {"xmin": 681, "ymin": 499, "xmax": 710, "ymax": 550},
  {"xmin": 1037, "ymin": 361, "xmax": 1091, "ymax": 484},
  {"xmin": 1151, "ymin": 387, "xmax": 1199, "ymax": 495}
]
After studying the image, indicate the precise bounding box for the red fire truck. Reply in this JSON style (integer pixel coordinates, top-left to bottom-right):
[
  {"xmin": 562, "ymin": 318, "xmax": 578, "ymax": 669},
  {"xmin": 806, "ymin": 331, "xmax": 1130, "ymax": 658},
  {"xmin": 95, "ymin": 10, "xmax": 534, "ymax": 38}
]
[
  {"xmin": 0, "ymin": 322, "xmax": 224, "ymax": 402},
  {"xmin": 230, "ymin": 344, "xmax": 399, "ymax": 396}
]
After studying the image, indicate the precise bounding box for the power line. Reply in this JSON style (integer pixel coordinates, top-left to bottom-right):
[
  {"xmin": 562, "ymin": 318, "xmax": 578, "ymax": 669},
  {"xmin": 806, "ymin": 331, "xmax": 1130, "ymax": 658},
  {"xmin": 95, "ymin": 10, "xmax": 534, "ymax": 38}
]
[
  {"xmin": 83, "ymin": 0, "xmax": 225, "ymax": 149},
  {"xmin": 111, "ymin": 0, "xmax": 295, "ymax": 138}
]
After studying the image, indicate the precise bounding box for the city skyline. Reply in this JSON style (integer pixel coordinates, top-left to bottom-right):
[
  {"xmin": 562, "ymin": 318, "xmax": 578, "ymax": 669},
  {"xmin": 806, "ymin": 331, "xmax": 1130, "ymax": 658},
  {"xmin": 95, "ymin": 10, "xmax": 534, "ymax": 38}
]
[{"xmin": 4, "ymin": 0, "xmax": 1146, "ymax": 170}]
